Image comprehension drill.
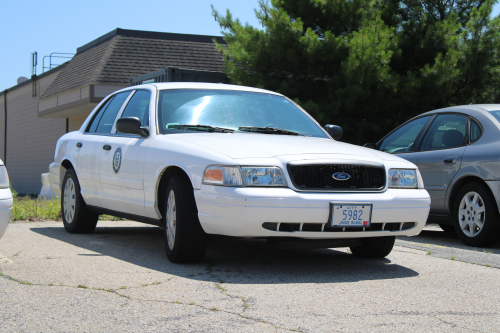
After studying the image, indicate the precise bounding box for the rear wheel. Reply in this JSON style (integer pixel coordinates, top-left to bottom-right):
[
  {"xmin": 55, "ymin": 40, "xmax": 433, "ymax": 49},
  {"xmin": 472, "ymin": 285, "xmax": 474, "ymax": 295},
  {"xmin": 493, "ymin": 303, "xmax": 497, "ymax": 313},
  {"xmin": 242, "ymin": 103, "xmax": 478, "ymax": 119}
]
[
  {"xmin": 164, "ymin": 174, "xmax": 208, "ymax": 263},
  {"xmin": 61, "ymin": 168, "xmax": 98, "ymax": 233},
  {"xmin": 453, "ymin": 182, "xmax": 500, "ymax": 247},
  {"xmin": 350, "ymin": 236, "xmax": 395, "ymax": 258}
]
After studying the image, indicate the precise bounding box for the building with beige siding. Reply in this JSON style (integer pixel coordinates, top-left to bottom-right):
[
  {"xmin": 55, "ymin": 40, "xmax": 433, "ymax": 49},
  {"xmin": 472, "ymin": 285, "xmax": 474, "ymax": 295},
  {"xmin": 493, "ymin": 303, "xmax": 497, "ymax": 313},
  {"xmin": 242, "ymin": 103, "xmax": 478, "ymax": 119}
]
[{"xmin": 0, "ymin": 28, "xmax": 225, "ymax": 193}]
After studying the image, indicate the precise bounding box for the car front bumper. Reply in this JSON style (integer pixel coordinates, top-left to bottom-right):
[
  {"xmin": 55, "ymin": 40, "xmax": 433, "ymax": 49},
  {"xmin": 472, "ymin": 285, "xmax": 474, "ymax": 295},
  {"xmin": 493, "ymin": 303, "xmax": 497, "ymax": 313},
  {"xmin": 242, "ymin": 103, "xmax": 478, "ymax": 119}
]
[
  {"xmin": 195, "ymin": 186, "xmax": 430, "ymax": 238},
  {"xmin": 0, "ymin": 188, "xmax": 13, "ymax": 240}
]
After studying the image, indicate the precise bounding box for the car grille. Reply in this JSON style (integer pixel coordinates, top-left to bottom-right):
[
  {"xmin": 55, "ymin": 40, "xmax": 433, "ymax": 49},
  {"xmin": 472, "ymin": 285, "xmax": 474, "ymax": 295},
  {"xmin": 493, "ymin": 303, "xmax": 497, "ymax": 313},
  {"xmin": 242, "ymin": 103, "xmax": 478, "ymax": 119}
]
[
  {"xmin": 262, "ymin": 222, "xmax": 416, "ymax": 232},
  {"xmin": 288, "ymin": 164, "xmax": 385, "ymax": 191}
]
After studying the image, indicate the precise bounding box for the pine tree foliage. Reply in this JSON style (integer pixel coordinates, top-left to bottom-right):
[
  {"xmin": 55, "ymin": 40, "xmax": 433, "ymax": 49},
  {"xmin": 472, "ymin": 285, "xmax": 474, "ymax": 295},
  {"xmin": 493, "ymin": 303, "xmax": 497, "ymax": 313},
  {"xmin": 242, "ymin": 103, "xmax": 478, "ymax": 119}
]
[{"xmin": 212, "ymin": 0, "xmax": 500, "ymax": 144}]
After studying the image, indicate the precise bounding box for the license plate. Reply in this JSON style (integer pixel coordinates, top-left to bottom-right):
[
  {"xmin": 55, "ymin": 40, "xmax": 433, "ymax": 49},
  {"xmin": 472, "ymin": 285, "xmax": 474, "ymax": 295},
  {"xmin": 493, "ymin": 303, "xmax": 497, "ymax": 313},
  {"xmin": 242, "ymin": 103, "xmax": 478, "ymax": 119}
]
[{"xmin": 331, "ymin": 204, "xmax": 372, "ymax": 227}]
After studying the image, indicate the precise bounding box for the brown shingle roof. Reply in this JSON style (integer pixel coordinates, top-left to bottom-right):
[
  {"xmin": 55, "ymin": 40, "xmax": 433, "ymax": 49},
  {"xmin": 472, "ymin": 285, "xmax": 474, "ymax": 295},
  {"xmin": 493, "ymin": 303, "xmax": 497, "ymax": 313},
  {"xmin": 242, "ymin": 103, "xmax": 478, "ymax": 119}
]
[{"xmin": 40, "ymin": 28, "xmax": 226, "ymax": 100}]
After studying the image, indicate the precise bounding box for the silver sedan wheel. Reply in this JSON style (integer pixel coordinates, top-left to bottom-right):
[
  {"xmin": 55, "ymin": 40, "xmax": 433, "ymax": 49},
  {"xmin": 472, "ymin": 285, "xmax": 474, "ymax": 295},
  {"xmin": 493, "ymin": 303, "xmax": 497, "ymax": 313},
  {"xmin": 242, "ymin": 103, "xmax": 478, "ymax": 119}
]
[
  {"xmin": 458, "ymin": 191, "xmax": 485, "ymax": 238},
  {"xmin": 166, "ymin": 190, "xmax": 177, "ymax": 251},
  {"xmin": 63, "ymin": 178, "xmax": 76, "ymax": 224}
]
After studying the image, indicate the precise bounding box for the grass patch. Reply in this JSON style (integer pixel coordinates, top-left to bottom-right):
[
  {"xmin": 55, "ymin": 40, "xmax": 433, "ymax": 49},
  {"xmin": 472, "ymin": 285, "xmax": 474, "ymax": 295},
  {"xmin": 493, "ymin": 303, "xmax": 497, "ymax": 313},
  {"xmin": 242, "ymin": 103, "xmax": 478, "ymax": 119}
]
[
  {"xmin": 77, "ymin": 284, "xmax": 88, "ymax": 289},
  {"xmin": 10, "ymin": 193, "xmax": 123, "ymax": 222},
  {"xmin": 11, "ymin": 195, "xmax": 61, "ymax": 222}
]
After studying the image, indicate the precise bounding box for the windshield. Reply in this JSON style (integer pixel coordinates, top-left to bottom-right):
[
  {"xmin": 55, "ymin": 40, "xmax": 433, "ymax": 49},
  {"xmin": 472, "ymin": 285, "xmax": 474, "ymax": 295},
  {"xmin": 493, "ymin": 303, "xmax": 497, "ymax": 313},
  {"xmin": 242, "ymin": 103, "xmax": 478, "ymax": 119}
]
[{"xmin": 157, "ymin": 89, "xmax": 329, "ymax": 138}]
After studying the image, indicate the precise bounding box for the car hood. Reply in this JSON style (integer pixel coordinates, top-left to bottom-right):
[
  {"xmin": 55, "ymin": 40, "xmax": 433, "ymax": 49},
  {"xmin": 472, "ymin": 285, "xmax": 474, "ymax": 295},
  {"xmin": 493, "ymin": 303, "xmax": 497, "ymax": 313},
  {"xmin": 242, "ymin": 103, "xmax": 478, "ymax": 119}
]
[{"xmin": 169, "ymin": 133, "xmax": 405, "ymax": 163}]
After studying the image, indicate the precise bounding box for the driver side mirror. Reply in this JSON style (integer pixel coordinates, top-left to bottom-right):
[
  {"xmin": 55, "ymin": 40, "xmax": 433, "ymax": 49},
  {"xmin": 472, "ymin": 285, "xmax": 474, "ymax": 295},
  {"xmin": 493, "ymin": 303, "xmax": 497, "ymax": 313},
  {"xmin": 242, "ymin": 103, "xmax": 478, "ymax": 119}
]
[
  {"xmin": 324, "ymin": 124, "xmax": 343, "ymax": 140},
  {"xmin": 116, "ymin": 117, "xmax": 149, "ymax": 137}
]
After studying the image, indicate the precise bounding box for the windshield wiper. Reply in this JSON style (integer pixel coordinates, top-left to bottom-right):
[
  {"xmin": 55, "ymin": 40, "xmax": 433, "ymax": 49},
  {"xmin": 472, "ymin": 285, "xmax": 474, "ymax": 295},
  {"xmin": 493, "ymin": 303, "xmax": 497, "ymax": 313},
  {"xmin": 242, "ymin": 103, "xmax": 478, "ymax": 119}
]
[
  {"xmin": 167, "ymin": 124, "xmax": 234, "ymax": 133},
  {"xmin": 238, "ymin": 126, "xmax": 304, "ymax": 136}
]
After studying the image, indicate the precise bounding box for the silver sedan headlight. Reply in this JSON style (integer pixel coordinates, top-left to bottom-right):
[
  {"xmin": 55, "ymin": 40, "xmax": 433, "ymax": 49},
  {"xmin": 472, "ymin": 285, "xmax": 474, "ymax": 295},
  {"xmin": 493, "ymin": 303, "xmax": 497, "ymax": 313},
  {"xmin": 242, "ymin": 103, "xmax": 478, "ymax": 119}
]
[
  {"xmin": 0, "ymin": 165, "xmax": 9, "ymax": 189},
  {"xmin": 388, "ymin": 169, "xmax": 424, "ymax": 189},
  {"xmin": 202, "ymin": 165, "xmax": 286, "ymax": 187}
]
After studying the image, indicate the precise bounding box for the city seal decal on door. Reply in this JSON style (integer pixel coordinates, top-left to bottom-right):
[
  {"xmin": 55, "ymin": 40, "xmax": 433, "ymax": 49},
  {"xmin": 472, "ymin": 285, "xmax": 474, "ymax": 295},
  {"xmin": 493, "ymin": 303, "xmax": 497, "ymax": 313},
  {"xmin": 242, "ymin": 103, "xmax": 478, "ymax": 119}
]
[{"xmin": 113, "ymin": 147, "xmax": 122, "ymax": 174}]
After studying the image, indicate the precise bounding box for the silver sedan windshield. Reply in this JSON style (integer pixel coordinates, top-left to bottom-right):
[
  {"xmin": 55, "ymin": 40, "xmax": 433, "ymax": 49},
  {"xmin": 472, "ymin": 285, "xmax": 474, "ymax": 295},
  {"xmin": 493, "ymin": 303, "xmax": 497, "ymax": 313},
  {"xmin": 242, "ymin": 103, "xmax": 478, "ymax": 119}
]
[{"xmin": 157, "ymin": 89, "xmax": 328, "ymax": 138}]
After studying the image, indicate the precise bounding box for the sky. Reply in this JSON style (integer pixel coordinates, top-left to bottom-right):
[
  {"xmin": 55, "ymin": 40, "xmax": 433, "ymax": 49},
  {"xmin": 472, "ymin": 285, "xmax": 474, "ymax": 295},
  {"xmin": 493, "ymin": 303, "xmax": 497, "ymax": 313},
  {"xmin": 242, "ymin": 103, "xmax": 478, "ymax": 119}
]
[{"xmin": 1, "ymin": 0, "xmax": 500, "ymax": 92}]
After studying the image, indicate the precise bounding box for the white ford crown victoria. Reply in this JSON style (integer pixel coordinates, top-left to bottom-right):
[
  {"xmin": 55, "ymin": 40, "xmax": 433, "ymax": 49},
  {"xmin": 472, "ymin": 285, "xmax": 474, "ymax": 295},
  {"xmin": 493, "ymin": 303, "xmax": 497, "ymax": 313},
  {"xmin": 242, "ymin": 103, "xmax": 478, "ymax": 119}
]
[{"xmin": 49, "ymin": 83, "xmax": 430, "ymax": 262}]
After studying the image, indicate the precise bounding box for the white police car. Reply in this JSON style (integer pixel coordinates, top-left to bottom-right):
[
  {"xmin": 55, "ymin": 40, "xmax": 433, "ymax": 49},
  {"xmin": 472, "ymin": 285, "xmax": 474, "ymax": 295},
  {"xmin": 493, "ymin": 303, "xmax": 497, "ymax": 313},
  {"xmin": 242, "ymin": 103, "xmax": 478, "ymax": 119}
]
[{"xmin": 49, "ymin": 83, "xmax": 430, "ymax": 262}]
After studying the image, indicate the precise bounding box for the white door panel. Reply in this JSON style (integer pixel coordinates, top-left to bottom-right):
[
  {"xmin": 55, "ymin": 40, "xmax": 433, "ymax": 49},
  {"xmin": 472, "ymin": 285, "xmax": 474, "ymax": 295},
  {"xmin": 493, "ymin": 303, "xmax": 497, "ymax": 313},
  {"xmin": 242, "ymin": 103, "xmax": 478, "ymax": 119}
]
[
  {"xmin": 73, "ymin": 135, "xmax": 105, "ymax": 207},
  {"xmin": 100, "ymin": 136, "xmax": 149, "ymax": 216}
]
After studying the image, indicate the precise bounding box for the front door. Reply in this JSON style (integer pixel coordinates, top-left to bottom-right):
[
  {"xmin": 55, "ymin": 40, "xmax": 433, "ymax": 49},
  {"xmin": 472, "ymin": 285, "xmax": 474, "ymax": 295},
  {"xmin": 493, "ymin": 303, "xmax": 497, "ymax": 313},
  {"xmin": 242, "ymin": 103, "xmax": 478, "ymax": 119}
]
[{"xmin": 99, "ymin": 89, "xmax": 152, "ymax": 217}]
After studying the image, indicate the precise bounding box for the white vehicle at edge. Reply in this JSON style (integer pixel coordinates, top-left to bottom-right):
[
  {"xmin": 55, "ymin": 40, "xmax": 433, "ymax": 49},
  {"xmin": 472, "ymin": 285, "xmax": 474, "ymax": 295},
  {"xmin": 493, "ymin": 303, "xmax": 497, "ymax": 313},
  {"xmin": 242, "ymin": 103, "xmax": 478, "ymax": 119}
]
[
  {"xmin": 0, "ymin": 160, "xmax": 13, "ymax": 240},
  {"xmin": 49, "ymin": 83, "xmax": 430, "ymax": 262}
]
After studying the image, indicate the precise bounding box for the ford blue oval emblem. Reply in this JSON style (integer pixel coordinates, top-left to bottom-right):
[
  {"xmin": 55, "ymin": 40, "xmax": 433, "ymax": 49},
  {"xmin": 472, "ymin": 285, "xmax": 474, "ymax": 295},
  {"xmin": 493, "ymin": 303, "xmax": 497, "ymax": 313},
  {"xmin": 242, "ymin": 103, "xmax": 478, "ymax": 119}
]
[{"xmin": 332, "ymin": 172, "xmax": 351, "ymax": 180}]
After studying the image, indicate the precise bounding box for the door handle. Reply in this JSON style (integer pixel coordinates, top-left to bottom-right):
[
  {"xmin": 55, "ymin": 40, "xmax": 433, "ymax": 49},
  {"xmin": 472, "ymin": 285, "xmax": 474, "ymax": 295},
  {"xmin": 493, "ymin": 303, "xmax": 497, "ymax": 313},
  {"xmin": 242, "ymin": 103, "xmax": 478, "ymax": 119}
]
[
  {"xmin": 103, "ymin": 144, "xmax": 112, "ymax": 151},
  {"xmin": 443, "ymin": 156, "xmax": 457, "ymax": 165},
  {"xmin": 76, "ymin": 142, "xmax": 82, "ymax": 148}
]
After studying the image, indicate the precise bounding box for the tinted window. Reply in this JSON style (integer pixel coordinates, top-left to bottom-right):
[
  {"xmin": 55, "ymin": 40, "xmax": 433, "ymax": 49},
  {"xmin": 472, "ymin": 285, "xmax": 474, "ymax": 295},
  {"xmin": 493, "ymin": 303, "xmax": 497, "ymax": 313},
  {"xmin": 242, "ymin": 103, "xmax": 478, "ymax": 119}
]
[
  {"xmin": 158, "ymin": 89, "xmax": 329, "ymax": 138},
  {"xmin": 95, "ymin": 92, "xmax": 131, "ymax": 133},
  {"xmin": 120, "ymin": 90, "xmax": 151, "ymax": 127},
  {"xmin": 87, "ymin": 97, "xmax": 114, "ymax": 133},
  {"xmin": 470, "ymin": 120, "xmax": 481, "ymax": 142},
  {"xmin": 420, "ymin": 114, "xmax": 466, "ymax": 151},
  {"xmin": 379, "ymin": 116, "xmax": 431, "ymax": 153}
]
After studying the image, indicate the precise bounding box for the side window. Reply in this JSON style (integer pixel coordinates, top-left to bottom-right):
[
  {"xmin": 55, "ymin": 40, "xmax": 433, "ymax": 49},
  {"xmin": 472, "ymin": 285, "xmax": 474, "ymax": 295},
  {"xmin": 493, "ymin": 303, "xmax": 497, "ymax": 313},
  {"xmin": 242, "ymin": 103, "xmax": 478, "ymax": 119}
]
[
  {"xmin": 379, "ymin": 116, "xmax": 431, "ymax": 154},
  {"xmin": 94, "ymin": 92, "xmax": 131, "ymax": 133},
  {"xmin": 119, "ymin": 90, "xmax": 151, "ymax": 128},
  {"xmin": 419, "ymin": 114, "xmax": 467, "ymax": 151},
  {"xmin": 86, "ymin": 97, "xmax": 114, "ymax": 133},
  {"xmin": 470, "ymin": 120, "xmax": 482, "ymax": 143}
]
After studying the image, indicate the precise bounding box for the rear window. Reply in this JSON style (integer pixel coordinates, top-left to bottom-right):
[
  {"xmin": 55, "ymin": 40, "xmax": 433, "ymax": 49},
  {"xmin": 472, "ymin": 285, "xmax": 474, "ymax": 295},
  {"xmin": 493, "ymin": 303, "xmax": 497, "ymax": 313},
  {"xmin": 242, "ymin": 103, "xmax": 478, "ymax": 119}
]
[{"xmin": 488, "ymin": 110, "xmax": 500, "ymax": 123}]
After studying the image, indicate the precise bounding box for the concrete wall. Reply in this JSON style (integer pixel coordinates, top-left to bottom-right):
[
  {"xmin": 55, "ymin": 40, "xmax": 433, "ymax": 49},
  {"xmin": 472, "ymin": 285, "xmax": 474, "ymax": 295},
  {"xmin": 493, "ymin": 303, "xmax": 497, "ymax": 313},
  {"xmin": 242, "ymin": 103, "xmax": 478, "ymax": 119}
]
[
  {"xmin": 1, "ymin": 73, "xmax": 66, "ymax": 194},
  {"xmin": 0, "ymin": 94, "xmax": 5, "ymax": 163}
]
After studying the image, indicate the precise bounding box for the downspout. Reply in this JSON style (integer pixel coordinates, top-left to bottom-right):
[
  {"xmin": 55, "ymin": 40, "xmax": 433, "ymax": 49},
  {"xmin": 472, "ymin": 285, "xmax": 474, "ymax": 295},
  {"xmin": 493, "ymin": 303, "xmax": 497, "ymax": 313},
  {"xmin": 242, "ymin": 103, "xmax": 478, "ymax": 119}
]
[{"xmin": 2, "ymin": 89, "xmax": 7, "ymax": 164}]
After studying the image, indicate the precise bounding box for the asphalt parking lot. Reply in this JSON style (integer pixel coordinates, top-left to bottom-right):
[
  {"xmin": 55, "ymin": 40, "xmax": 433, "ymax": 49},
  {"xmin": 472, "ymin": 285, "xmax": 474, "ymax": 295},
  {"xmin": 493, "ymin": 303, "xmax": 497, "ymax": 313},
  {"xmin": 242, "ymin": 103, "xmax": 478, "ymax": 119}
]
[{"xmin": 0, "ymin": 221, "xmax": 499, "ymax": 332}]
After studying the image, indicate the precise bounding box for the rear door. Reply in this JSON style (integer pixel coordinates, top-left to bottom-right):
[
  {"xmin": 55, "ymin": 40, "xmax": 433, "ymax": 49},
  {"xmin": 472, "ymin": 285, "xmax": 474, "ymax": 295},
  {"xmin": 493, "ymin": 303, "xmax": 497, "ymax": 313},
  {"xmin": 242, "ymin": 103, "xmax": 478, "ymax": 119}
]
[{"xmin": 400, "ymin": 114, "xmax": 468, "ymax": 215}]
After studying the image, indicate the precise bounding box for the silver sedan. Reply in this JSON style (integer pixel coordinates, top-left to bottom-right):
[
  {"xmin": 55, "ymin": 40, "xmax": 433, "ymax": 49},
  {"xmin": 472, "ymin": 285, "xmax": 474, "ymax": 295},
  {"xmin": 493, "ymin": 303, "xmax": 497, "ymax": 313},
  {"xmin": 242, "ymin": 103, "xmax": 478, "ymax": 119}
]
[{"xmin": 366, "ymin": 104, "xmax": 500, "ymax": 247}]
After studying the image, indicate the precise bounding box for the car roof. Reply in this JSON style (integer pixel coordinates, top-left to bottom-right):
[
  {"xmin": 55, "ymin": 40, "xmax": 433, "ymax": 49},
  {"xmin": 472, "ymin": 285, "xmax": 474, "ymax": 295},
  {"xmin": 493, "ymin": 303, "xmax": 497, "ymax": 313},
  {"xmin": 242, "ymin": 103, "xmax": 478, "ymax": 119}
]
[
  {"xmin": 133, "ymin": 82, "xmax": 284, "ymax": 96},
  {"xmin": 419, "ymin": 104, "xmax": 500, "ymax": 117}
]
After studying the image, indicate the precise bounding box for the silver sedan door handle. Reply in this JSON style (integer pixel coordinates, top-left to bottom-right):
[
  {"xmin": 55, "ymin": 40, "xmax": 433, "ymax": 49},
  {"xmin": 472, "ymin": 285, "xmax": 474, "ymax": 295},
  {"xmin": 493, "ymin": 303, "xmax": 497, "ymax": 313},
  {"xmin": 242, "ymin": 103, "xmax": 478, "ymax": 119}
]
[{"xmin": 443, "ymin": 156, "xmax": 457, "ymax": 165}]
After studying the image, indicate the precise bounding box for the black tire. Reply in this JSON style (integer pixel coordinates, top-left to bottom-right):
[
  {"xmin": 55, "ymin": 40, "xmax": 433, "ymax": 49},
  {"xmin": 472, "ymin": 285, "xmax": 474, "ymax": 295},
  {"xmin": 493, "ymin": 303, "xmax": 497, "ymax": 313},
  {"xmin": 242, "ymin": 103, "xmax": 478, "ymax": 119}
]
[
  {"xmin": 164, "ymin": 174, "xmax": 208, "ymax": 263},
  {"xmin": 61, "ymin": 168, "xmax": 98, "ymax": 233},
  {"xmin": 439, "ymin": 224, "xmax": 455, "ymax": 233},
  {"xmin": 350, "ymin": 236, "xmax": 395, "ymax": 258},
  {"xmin": 453, "ymin": 182, "xmax": 500, "ymax": 247}
]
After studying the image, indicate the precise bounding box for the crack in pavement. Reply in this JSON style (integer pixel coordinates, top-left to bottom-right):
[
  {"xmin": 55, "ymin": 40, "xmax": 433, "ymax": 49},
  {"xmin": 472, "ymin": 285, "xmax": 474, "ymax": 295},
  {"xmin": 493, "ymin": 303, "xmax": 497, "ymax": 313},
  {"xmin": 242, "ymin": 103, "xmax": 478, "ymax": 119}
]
[{"xmin": 0, "ymin": 271, "xmax": 305, "ymax": 333}]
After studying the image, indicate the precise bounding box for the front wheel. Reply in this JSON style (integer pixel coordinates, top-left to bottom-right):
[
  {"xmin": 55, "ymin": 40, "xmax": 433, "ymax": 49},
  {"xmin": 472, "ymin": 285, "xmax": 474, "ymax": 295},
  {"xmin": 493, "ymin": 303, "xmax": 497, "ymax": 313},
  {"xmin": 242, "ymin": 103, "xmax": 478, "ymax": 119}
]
[
  {"xmin": 61, "ymin": 168, "xmax": 98, "ymax": 233},
  {"xmin": 453, "ymin": 182, "xmax": 500, "ymax": 247},
  {"xmin": 350, "ymin": 236, "xmax": 395, "ymax": 258},
  {"xmin": 164, "ymin": 174, "xmax": 208, "ymax": 263}
]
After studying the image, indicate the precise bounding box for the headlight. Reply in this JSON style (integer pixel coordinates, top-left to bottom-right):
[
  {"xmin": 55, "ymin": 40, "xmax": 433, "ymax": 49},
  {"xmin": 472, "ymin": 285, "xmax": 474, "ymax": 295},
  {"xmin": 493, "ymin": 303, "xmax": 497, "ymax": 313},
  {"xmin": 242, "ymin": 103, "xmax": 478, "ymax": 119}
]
[
  {"xmin": 0, "ymin": 165, "xmax": 10, "ymax": 189},
  {"xmin": 202, "ymin": 166, "xmax": 243, "ymax": 186},
  {"xmin": 388, "ymin": 169, "xmax": 423, "ymax": 189},
  {"xmin": 202, "ymin": 165, "xmax": 287, "ymax": 187},
  {"xmin": 240, "ymin": 167, "xmax": 286, "ymax": 186}
]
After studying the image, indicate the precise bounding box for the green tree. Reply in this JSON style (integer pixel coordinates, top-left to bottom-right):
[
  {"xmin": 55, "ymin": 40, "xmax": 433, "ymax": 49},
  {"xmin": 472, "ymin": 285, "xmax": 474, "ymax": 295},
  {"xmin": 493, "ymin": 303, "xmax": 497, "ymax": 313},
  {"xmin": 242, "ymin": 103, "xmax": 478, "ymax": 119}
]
[{"xmin": 212, "ymin": 0, "xmax": 500, "ymax": 144}]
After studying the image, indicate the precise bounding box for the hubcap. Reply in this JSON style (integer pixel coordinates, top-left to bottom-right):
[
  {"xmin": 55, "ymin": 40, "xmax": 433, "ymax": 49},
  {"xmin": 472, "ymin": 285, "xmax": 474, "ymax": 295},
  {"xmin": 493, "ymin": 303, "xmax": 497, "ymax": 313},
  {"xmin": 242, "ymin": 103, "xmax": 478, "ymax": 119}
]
[
  {"xmin": 166, "ymin": 190, "xmax": 177, "ymax": 250},
  {"xmin": 458, "ymin": 191, "xmax": 485, "ymax": 238},
  {"xmin": 63, "ymin": 178, "xmax": 76, "ymax": 223}
]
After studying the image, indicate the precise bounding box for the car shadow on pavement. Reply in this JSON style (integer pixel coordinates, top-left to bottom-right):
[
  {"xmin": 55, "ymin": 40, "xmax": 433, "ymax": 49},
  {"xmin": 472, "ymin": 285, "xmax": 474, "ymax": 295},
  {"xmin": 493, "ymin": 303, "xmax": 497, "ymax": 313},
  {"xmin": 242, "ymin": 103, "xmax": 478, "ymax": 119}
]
[{"xmin": 31, "ymin": 225, "xmax": 419, "ymax": 284}]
